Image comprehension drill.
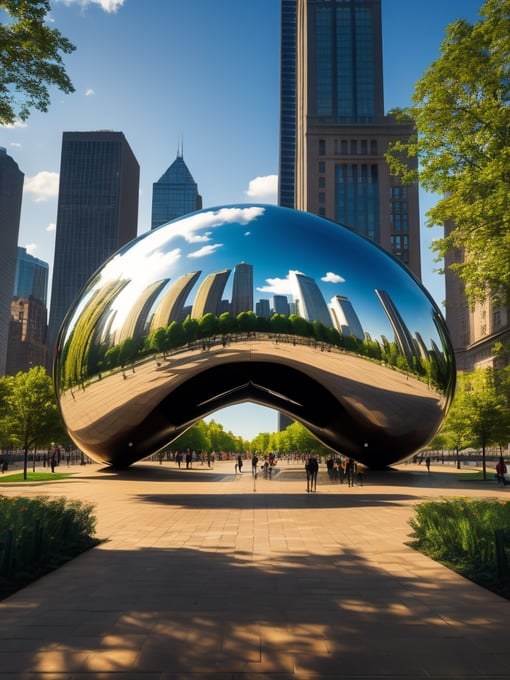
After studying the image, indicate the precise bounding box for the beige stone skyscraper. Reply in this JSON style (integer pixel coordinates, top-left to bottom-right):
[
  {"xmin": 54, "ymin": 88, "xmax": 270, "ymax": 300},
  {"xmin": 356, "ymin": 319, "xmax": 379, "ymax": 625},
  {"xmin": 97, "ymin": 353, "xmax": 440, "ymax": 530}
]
[{"xmin": 278, "ymin": 0, "xmax": 421, "ymax": 278}]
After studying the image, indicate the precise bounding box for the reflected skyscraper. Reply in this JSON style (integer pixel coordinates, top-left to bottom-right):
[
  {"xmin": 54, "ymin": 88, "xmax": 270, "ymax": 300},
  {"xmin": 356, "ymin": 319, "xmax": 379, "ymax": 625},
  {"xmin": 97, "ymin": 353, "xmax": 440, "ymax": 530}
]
[
  {"xmin": 0, "ymin": 148, "xmax": 23, "ymax": 375},
  {"xmin": 191, "ymin": 269, "xmax": 231, "ymax": 318},
  {"xmin": 48, "ymin": 131, "xmax": 139, "ymax": 363},
  {"xmin": 289, "ymin": 270, "xmax": 332, "ymax": 327},
  {"xmin": 231, "ymin": 262, "xmax": 253, "ymax": 316},
  {"xmin": 279, "ymin": 0, "xmax": 421, "ymax": 277},
  {"xmin": 151, "ymin": 152, "xmax": 202, "ymax": 230},
  {"xmin": 273, "ymin": 294, "xmax": 290, "ymax": 316},
  {"xmin": 375, "ymin": 288, "xmax": 415, "ymax": 367},
  {"xmin": 329, "ymin": 295, "xmax": 364, "ymax": 339},
  {"xmin": 150, "ymin": 271, "xmax": 201, "ymax": 330}
]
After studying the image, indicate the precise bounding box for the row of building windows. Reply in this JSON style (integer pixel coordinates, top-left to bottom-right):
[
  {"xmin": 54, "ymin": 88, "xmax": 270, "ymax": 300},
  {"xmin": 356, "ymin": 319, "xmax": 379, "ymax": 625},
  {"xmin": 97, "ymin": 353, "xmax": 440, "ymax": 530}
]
[{"xmin": 318, "ymin": 138, "xmax": 379, "ymax": 156}]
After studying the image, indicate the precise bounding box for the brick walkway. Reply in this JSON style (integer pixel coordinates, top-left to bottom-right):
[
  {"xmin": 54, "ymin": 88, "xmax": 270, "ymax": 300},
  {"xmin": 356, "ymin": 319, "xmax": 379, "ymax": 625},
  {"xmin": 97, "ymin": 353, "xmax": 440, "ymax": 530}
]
[{"xmin": 0, "ymin": 460, "xmax": 509, "ymax": 679}]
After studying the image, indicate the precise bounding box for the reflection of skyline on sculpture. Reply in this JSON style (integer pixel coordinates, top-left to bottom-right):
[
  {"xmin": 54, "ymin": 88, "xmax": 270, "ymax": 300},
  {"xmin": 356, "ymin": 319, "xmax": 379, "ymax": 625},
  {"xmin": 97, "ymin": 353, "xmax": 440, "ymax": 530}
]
[
  {"xmin": 58, "ymin": 206, "xmax": 440, "ymax": 348},
  {"xmin": 55, "ymin": 205, "xmax": 455, "ymax": 469}
]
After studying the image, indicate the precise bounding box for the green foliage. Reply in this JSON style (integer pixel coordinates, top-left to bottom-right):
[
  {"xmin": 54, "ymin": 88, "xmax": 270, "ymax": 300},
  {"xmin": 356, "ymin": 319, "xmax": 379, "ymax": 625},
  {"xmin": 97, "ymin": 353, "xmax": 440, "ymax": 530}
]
[
  {"xmin": 0, "ymin": 0, "xmax": 75, "ymax": 124},
  {"xmin": 386, "ymin": 0, "xmax": 510, "ymax": 303},
  {"xmin": 438, "ymin": 368, "xmax": 510, "ymax": 476},
  {"xmin": 409, "ymin": 498, "xmax": 510, "ymax": 597},
  {"xmin": 0, "ymin": 367, "xmax": 67, "ymax": 478},
  {"xmin": 0, "ymin": 494, "xmax": 99, "ymax": 599}
]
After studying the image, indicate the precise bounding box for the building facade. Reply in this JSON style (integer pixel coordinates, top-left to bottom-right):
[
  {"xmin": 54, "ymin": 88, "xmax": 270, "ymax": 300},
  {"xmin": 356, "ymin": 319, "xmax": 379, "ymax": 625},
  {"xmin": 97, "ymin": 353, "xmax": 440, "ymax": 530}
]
[
  {"xmin": 6, "ymin": 247, "xmax": 50, "ymax": 374},
  {"xmin": 14, "ymin": 247, "xmax": 49, "ymax": 306},
  {"xmin": 47, "ymin": 131, "xmax": 140, "ymax": 364},
  {"xmin": 0, "ymin": 148, "xmax": 24, "ymax": 376},
  {"xmin": 6, "ymin": 297, "xmax": 48, "ymax": 375},
  {"xmin": 443, "ymin": 221, "xmax": 510, "ymax": 372},
  {"xmin": 151, "ymin": 153, "xmax": 202, "ymax": 230},
  {"xmin": 278, "ymin": 0, "xmax": 421, "ymax": 278}
]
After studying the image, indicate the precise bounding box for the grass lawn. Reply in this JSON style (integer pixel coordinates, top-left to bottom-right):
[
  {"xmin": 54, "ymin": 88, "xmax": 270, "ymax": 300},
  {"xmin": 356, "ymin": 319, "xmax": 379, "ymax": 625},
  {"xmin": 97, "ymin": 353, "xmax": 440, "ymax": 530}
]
[
  {"xmin": 0, "ymin": 472, "xmax": 72, "ymax": 483},
  {"xmin": 458, "ymin": 469, "xmax": 498, "ymax": 481}
]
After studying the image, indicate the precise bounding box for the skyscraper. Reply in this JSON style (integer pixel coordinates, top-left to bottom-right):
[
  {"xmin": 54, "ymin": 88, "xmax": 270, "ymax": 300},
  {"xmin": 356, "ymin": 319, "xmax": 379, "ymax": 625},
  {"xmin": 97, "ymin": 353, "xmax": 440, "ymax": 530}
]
[
  {"xmin": 0, "ymin": 148, "xmax": 24, "ymax": 375},
  {"xmin": 278, "ymin": 0, "xmax": 421, "ymax": 278},
  {"xmin": 14, "ymin": 247, "xmax": 49, "ymax": 306},
  {"xmin": 151, "ymin": 152, "xmax": 202, "ymax": 230},
  {"xmin": 6, "ymin": 247, "xmax": 50, "ymax": 374},
  {"xmin": 48, "ymin": 131, "xmax": 139, "ymax": 362}
]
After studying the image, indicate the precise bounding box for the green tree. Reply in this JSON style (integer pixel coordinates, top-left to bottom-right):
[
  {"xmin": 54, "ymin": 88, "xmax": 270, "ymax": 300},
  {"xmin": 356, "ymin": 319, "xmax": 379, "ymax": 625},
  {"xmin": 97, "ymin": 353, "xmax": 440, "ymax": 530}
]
[
  {"xmin": 171, "ymin": 421, "xmax": 211, "ymax": 453},
  {"xmin": 0, "ymin": 0, "xmax": 76, "ymax": 125},
  {"xmin": 2, "ymin": 366, "xmax": 63, "ymax": 479},
  {"xmin": 386, "ymin": 0, "xmax": 510, "ymax": 303},
  {"xmin": 438, "ymin": 387, "xmax": 474, "ymax": 469},
  {"xmin": 462, "ymin": 370, "xmax": 507, "ymax": 480},
  {"xmin": 198, "ymin": 313, "xmax": 218, "ymax": 338}
]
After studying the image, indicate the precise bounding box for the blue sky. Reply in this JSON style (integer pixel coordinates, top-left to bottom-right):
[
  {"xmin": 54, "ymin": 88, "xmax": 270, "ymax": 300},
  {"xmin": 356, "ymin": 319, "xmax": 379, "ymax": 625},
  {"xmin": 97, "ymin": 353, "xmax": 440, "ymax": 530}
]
[{"xmin": 1, "ymin": 0, "xmax": 483, "ymax": 440}]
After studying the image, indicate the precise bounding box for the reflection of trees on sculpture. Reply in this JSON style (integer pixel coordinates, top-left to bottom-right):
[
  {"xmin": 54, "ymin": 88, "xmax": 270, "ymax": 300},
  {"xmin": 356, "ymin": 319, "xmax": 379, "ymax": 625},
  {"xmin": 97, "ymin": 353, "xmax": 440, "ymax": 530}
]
[
  {"xmin": 58, "ymin": 304, "xmax": 451, "ymax": 396},
  {"xmin": 57, "ymin": 279, "xmax": 128, "ymax": 389}
]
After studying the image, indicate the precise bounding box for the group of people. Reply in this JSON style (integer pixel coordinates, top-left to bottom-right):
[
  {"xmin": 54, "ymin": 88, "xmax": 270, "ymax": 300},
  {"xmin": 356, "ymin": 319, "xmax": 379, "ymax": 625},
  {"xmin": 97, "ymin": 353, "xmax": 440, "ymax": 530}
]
[
  {"xmin": 235, "ymin": 453, "xmax": 276, "ymax": 478},
  {"xmin": 325, "ymin": 456, "xmax": 365, "ymax": 486}
]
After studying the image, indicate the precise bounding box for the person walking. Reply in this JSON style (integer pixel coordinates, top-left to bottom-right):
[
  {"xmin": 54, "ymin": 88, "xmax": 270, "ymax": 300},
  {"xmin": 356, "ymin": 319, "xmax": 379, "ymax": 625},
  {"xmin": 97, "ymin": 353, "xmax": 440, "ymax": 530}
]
[
  {"xmin": 306, "ymin": 455, "xmax": 319, "ymax": 493},
  {"xmin": 251, "ymin": 454, "xmax": 259, "ymax": 477},
  {"xmin": 237, "ymin": 454, "xmax": 243, "ymax": 474},
  {"xmin": 496, "ymin": 457, "xmax": 508, "ymax": 485}
]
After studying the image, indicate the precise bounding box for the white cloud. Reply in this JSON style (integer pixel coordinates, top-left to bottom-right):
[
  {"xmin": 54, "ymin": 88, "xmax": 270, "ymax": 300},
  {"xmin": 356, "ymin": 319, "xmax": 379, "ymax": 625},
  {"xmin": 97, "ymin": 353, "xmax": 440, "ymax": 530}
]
[
  {"xmin": 187, "ymin": 244, "xmax": 223, "ymax": 259},
  {"xmin": 85, "ymin": 89, "xmax": 95, "ymax": 96},
  {"xmin": 244, "ymin": 175, "xmax": 278, "ymax": 203},
  {"xmin": 24, "ymin": 171, "xmax": 59, "ymax": 202},
  {"xmin": 257, "ymin": 275, "xmax": 293, "ymax": 296},
  {"xmin": 1, "ymin": 120, "xmax": 27, "ymax": 129},
  {"xmin": 24, "ymin": 243, "xmax": 38, "ymax": 256},
  {"xmin": 56, "ymin": 0, "xmax": 125, "ymax": 12},
  {"xmin": 47, "ymin": 223, "xmax": 56, "ymax": 232},
  {"xmin": 9, "ymin": 142, "xmax": 22, "ymax": 148},
  {"xmin": 321, "ymin": 272, "xmax": 345, "ymax": 284}
]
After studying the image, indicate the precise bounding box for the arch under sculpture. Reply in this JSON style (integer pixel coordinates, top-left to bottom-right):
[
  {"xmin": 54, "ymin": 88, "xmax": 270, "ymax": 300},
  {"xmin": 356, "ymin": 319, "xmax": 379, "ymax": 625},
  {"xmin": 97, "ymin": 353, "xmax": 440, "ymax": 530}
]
[{"xmin": 54, "ymin": 204, "xmax": 455, "ymax": 469}]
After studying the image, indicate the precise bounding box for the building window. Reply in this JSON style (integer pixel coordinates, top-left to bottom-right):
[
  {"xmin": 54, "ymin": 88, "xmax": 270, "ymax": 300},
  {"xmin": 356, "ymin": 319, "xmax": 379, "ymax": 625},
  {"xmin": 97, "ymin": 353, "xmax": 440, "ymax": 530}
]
[
  {"xmin": 319, "ymin": 139, "xmax": 326, "ymax": 155},
  {"xmin": 493, "ymin": 309, "xmax": 502, "ymax": 330},
  {"xmin": 319, "ymin": 161, "xmax": 325, "ymax": 173},
  {"xmin": 319, "ymin": 176, "xmax": 326, "ymax": 188}
]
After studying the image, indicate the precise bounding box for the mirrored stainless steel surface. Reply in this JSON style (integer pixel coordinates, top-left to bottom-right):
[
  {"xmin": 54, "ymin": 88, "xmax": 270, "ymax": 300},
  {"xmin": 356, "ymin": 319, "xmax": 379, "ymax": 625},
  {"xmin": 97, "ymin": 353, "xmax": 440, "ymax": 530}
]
[{"xmin": 54, "ymin": 205, "xmax": 455, "ymax": 468}]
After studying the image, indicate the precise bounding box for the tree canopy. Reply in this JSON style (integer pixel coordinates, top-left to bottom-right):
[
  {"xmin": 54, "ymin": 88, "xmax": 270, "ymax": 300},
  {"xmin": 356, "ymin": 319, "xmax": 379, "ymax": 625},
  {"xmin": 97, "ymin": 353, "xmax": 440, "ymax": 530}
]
[
  {"xmin": 0, "ymin": 0, "xmax": 75, "ymax": 125},
  {"xmin": 0, "ymin": 366, "xmax": 66, "ymax": 479},
  {"xmin": 386, "ymin": 0, "xmax": 510, "ymax": 304}
]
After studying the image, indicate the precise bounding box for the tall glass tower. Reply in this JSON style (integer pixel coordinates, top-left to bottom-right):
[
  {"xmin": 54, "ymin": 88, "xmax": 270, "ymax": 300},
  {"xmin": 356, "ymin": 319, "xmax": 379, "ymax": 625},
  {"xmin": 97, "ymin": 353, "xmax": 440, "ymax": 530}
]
[
  {"xmin": 14, "ymin": 247, "xmax": 49, "ymax": 306},
  {"xmin": 48, "ymin": 131, "xmax": 139, "ymax": 363},
  {"xmin": 151, "ymin": 153, "xmax": 202, "ymax": 230},
  {"xmin": 278, "ymin": 0, "xmax": 421, "ymax": 278},
  {"xmin": 0, "ymin": 148, "xmax": 24, "ymax": 375}
]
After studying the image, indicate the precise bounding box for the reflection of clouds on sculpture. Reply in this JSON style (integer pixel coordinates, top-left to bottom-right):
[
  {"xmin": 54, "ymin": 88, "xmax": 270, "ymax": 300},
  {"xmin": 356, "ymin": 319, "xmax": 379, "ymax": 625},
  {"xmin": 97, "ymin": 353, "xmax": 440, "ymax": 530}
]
[
  {"xmin": 187, "ymin": 243, "xmax": 224, "ymax": 259},
  {"xmin": 55, "ymin": 204, "xmax": 455, "ymax": 469},
  {"xmin": 321, "ymin": 272, "xmax": 346, "ymax": 284}
]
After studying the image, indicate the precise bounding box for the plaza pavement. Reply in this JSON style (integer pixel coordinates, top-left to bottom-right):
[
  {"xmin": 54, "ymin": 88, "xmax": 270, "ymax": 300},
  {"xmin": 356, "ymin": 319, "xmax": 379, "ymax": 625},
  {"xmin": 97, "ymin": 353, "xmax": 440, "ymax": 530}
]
[{"xmin": 0, "ymin": 458, "xmax": 509, "ymax": 680}]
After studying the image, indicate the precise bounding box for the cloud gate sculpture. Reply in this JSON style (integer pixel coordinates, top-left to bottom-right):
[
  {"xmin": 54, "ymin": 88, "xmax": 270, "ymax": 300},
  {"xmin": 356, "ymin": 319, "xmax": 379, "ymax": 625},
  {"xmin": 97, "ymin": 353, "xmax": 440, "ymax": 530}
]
[{"xmin": 54, "ymin": 204, "xmax": 455, "ymax": 469}]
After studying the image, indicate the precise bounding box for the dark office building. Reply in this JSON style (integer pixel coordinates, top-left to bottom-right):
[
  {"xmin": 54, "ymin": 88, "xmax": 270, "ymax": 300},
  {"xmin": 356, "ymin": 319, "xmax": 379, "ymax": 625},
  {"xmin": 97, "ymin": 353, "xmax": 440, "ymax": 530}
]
[
  {"xmin": 278, "ymin": 0, "xmax": 421, "ymax": 278},
  {"xmin": 151, "ymin": 152, "xmax": 202, "ymax": 230},
  {"xmin": 0, "ymin": 148, "xmax": 24, "ymax": 375},
  {"xmin": 47, "ymin": 131, "xmax": 139, "ymax": 364}
]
